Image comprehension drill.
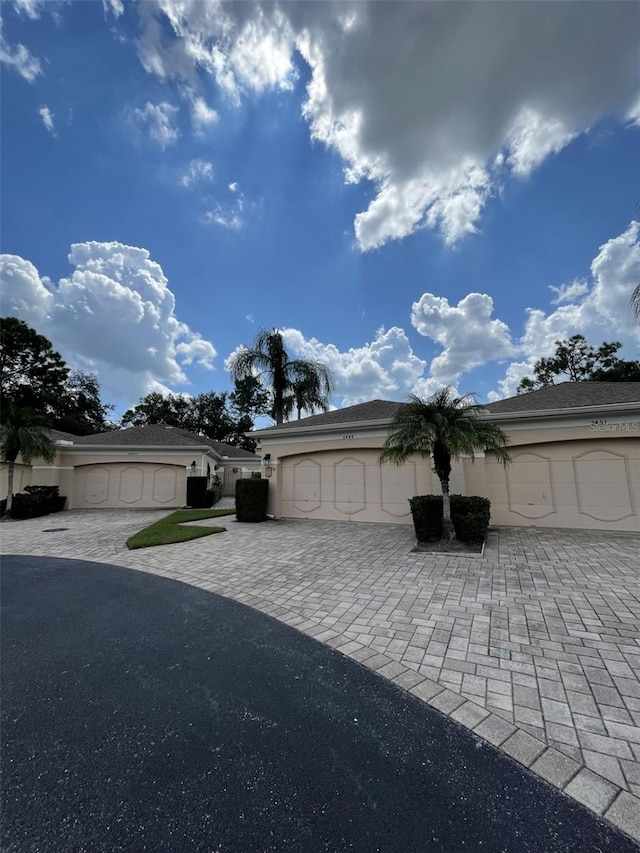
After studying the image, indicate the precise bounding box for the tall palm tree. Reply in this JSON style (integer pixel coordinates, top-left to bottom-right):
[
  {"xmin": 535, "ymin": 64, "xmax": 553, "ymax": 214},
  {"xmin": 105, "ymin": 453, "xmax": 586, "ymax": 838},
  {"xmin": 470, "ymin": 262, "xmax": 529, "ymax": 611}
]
[
  {"xmin": 228, "ymin": 328, "xmax": 334, "ymax": 425},
  {"xmin": 1, "ymin": 404, "xmax": 56, "ymax": 516},
  {"xmin": 380, "ymin": 388, "xmax": 511, "ymax": 541}
]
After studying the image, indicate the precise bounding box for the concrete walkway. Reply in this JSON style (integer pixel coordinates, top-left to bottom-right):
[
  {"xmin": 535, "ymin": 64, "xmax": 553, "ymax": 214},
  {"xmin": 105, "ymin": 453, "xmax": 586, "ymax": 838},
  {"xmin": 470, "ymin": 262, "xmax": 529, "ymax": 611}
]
[{"xmin": 3, "ymin": 509, "xmax": 640, "ymax": 842}]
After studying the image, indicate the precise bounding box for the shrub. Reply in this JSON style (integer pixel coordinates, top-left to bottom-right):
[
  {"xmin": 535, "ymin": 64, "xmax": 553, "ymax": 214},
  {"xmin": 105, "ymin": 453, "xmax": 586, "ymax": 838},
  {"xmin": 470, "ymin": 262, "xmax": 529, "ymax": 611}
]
[
  {"xmin": 409, "ymin": 494, "xmax": 491, "ymax": 543},
  {"xmin": 206, "ymin": 487, "xmax": 223, "ymax": 507},
  {"xmin": 236, "ymin": 477, "xmax": 269, "ymax": 522},
  {"xmin": 7, "ymin": 485, "xmax": 67, "ymax": 519},
  {"xmin": 0, "ymin": 498, "xmax": 6, "ymax": 518},
  {"xmin": 408, "ymin": 495, "xmax": 443, "ymax": 542}
]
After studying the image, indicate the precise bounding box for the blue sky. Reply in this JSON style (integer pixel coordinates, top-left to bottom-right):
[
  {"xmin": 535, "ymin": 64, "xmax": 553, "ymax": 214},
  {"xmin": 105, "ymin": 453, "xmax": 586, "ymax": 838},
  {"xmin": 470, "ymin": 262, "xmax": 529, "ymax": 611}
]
[{"xmin": 1, "ymin": 0, "xmax": 639, "ymax": 418}]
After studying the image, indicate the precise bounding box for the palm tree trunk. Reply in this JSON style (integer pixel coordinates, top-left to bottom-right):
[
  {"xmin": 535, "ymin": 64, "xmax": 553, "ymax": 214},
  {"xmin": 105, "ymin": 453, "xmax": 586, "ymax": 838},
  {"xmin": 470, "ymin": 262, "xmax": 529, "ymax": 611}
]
[
  {"xmin": 440, "ymin": 477, "xmax": 456, "ymax": 541},
  {"xmin": 6, "ymin": 460, "xmax": 15, "ymax": 515}
]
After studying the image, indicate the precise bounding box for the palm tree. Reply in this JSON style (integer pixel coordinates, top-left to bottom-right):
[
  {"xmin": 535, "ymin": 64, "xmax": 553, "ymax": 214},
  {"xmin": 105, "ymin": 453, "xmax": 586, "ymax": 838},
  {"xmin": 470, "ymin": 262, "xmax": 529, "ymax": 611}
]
[
  {"xmin": 228, "ymin": 328, "xmax": 334, "ymax": 425},
  {"xmin": 632, "ymin": 282, "xmax": 640, "ymax": 321},
  {"xmin": 380, "ymin": 388, "xmax": 511, "ymax": 541},
  {"xmin": 285, "ymin": 365, "xmax": 335, "ymax": 420},
  {"xmin": 1, "ymin": 403, "xmax": 56, "ymax": 517}
]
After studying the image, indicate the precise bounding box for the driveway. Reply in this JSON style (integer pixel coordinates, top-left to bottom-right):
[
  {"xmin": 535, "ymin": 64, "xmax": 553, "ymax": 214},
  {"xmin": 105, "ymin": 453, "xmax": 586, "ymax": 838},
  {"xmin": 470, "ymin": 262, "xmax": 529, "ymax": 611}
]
[
  {"xmin": 6, "ymin": 554, "xmax": 635, "ymax": 852},
  {"xmin": 3, "ymin": 510, "xmax": 640, "ymax": 842}
]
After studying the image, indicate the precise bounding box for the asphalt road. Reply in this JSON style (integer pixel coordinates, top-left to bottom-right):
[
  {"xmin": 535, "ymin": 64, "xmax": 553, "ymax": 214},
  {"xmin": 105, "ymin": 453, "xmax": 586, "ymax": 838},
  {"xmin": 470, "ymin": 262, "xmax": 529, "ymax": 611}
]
[{"xmin": 1, "ymin": 555, "xmax": 636, "ymax": 853}]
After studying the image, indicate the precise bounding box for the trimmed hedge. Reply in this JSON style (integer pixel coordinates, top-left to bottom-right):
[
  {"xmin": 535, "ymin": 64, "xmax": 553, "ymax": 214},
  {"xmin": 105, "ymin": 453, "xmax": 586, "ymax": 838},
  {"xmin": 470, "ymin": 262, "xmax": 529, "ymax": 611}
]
[
  {"xmin": 236, "ymin": 477, "xmax": 268, "ymax": 522},
  {"xmin": 9, "ymin": 485, "xmax": 67, "ymax": 520},
  {"xmin": 408, "ymin": 494, "xmax": 491, "ymax": 543}
]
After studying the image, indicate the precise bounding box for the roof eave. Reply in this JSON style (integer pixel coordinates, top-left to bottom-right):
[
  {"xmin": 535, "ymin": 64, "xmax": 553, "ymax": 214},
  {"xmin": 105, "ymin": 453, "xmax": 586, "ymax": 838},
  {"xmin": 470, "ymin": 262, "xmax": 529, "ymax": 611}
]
[{"xmin": 483, "ymin": 400, "xmax": 640, "ymax": 421}]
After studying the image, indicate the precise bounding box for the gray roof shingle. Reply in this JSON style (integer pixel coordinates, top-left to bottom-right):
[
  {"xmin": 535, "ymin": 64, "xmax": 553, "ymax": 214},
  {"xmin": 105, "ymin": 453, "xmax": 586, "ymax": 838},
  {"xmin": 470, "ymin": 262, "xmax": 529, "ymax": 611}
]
[
  {"xmin": 484, "ymin": 382, "xmax": 640, "ymax": 414},
  {"xmin": 255, "ymin": 400, "xmax": 404, "ymax": 432},
  {"xmin": 255, "ymin": 383, "xmax": 640, "ymax": 434},
  {"xmin": 72, "ymin": 424, "xmax": 259, "ymax": 458}
]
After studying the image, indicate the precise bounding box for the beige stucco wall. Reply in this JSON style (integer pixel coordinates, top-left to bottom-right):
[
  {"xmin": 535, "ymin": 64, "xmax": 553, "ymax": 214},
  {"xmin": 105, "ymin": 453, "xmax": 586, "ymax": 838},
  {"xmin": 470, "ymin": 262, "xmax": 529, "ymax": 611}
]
[{"xmin": 258, "ymin": 414, "xmax": 640, "ymax": 531}]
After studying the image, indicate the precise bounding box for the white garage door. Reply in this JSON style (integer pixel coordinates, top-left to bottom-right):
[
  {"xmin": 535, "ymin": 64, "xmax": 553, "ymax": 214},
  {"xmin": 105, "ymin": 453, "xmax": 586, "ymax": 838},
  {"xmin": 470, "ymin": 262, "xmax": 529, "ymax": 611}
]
[
  {"xmin": 280, "ymin": 450, "xmax": 432, "ymax": 524},
  {"xmin": 73, "ymin": 463, "xmax": 186, "ymax": 509}
]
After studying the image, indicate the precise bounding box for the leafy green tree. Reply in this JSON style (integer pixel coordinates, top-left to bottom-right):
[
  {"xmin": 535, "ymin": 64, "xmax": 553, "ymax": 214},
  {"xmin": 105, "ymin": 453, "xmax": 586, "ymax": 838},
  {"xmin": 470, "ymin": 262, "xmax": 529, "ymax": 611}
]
[
  {"xmin": 517, "ymin": 335, "xmax": 637, "ymax": 393},
  {"xmin": 1, "ymin": 403, "xmax": 56, "ymax": 516},
  {"xmin": 228, "ymin": 328, "xmax": 334, "ymax": 425},
  {"xmin": 380, "ymin": 388, "xmax": 510, "ymax": 541},
  {"xmin": 229, "ymin": 375, "xmax": 271, "ymax": 420},
  {"xmin": 1, "ymin": 317, "xmax": 113, "ymax": 434},
  {"xmin": 0, "ymin": 316, "xmax": 69, "ymax": 412},
  {"xmin": 54, "ymin": 371, "xmax": 115, "ymax": 435},
  {"xmin": 120, "ymin": 390, "xmax": 258, "ymax": 452}
]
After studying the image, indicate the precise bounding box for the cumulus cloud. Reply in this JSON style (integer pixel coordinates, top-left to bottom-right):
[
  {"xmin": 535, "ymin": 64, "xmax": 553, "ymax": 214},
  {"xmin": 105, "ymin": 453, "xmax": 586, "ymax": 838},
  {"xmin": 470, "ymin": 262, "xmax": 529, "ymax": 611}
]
[
  {"xmin": 133, "ymin": 1, "xmax": 640, "ymax": 249},
  {"xmin": 492, "ymin": 221, "xmax": 640, "ymax": 398},
  {"xmin": 252, "ymin": 326, "xmax": 427, "ymax": 407},
  {"xmin": 549, "ymin": 279, "xmax": 590, "ymax": 306},
  {"xmin": 0, "ymin": 242, "xmax": 217, "ymax": 404},
  {"xmin": 39, "ymin": 105, "xmax": 55, "ymax": 135},
  {"xmin": 179, "ymin": 158, "xmax": 214, "ymax": 188},
  {"xmin": 133, "ymin": 101, "xmax": 179, "ymax": 148},
  {"xmin": 411, "ymin": 292, "xmax": 515, "ymax": 387}
]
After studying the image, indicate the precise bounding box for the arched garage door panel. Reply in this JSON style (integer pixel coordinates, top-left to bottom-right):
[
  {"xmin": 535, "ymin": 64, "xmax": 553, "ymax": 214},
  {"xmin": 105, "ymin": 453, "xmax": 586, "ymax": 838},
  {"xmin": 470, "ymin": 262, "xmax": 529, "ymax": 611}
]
[
  {"xmin": 485, "ymin": 440, "xmax": 639, "ymax": 532},
  {"xmin": 280, "ymin": 451, "xmax": 430, "ymax": 524},
  {"xmin": 74, "ymin": 464, "xmax": 185, "ymax": 509}
]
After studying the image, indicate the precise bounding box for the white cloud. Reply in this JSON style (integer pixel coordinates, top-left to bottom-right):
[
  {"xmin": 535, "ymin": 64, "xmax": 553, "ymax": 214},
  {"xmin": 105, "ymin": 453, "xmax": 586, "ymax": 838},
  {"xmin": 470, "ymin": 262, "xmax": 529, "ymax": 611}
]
[
  {"xmin": 0, "ymin": 242, "xmax": 217, "ymax": 405},
  {"xmin": 411, "ymin": 292, "xmax": 515, "ymax": 386},
  {"xmin": 102, "ymin": 0, "xmax": 124, "ymax": 19},
  {"xmin": 190, "ymin": 95, "xmax": 218, "ymax": 135},
  {"xmin": 279, "ymin": 326, "xmax": 427, "ymax": 407},
  {"xmin": 179, "ymin": 158, "xmax": 214, "ymax": 188},
  {"xmin": 202, "ymin": 189, "xmax": 245, "ymax": 230},
  {"xmin": 549, "ymin": 279, "xmax": 590, "ymax": 306},
  {"xmin": 492, "ymin": 221, "xmax": 640, "ymax": 399},
  {"xmin": 135, "ymin": 1, "xmax": 640, "ymax": 249},
  {"xmin": 39, "ymin": 105, "xmax": 55, "ymax": 135},
  {"xmin": 506, "ymin": 108, "xmax": 578, "ymax": 177},
  {"xmin": 0, "ymin": 35, "xmax": 42, "ymax": 82},
  {"xmin": 12, "ymin": 0, "xmax": 44, "ymax": 19},
  {"xmin": 133, "ymin": 101, "xmax": 179, "ymax": 148}
]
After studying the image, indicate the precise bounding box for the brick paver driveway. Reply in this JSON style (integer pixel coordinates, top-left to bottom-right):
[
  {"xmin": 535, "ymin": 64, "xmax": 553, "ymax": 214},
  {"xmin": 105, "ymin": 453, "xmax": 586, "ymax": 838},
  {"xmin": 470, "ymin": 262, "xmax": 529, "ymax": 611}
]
[{"xmin": 3, "ymin": 510, "xmax": 640, "ymax": 841}]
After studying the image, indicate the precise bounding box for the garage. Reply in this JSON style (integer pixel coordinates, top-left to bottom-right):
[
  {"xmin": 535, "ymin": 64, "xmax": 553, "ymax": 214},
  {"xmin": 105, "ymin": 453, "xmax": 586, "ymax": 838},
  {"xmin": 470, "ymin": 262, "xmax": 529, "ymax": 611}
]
[
  {"xmin": 280, "ymin": 449, "xmax": 433, "ymax": 524},
  {"xmin": 256, "ymin": 386, "xmax": 640, "ymax": 533},
  {"xmin": 481, "ymin": 439, "xmax": 639, "ymax": 531},
  {"xmin": 73, "ymin": 463, "xmax": 186, "ymax": 510}
]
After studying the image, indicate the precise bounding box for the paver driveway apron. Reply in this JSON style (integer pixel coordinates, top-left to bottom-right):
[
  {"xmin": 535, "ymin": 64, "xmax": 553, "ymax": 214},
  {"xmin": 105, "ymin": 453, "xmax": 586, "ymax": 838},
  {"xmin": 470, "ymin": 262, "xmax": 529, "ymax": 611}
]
[{"xmin": 3, "ymin": 509, "xmax": 640, "ymax": 842}]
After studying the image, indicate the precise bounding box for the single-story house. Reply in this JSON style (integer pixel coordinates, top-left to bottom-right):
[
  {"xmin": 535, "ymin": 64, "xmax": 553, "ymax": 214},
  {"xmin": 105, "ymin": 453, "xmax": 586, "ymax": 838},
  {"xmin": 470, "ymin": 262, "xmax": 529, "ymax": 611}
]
[
  {"xmin": 1, "ymin": 423, "xmax": 261, "ymax": 510},
  {"xmin": 252, "ymin": 383, "xmax": 640, "ymax": 532}
]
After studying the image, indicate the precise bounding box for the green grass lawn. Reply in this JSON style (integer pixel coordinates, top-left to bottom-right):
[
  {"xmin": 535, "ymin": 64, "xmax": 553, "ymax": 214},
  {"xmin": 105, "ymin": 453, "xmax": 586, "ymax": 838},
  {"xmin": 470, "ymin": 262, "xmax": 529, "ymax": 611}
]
[{"xmin": 127, "ymin": 508, "xmax": 236, "ymax": 550}]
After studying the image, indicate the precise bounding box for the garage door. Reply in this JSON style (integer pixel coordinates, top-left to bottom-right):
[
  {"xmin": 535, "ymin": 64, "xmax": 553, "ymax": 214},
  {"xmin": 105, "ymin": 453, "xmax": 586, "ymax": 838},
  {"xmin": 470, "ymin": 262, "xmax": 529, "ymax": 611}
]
[
  {"xmin": 484, "ymin": 440, "xmax": 640, "ymax": 532},
  {"xmin": 73, "ymin": 464, "xmax": 186, "ymax": 509},
  {"xmin": 280, "ymin": 450, "xmax": 433, "ymax": 524}
]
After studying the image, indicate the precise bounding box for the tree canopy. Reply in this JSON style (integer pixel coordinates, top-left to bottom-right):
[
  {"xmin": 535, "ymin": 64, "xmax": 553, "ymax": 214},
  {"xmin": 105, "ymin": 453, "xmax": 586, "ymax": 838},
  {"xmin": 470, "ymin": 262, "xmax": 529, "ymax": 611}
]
[
  {"xmin": 0, "ymin": 317, "xmax": 114, "ymax": 435},
  {"xmin": 517, "ymin": 335, "xmax": 640, "ymax": 394},
  {"xmin": 121, "ymin": 389, "xmax": 258, "ymax": 452},
  {"xmin": 228, "ymin": 328, "xmax": 334, "ymax": 425},
  {"xmin": 380, "ymin": 388, "xmax": 510, "ymax": 540}
]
